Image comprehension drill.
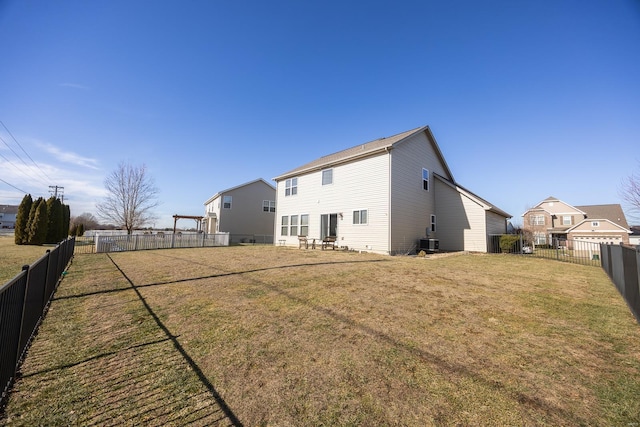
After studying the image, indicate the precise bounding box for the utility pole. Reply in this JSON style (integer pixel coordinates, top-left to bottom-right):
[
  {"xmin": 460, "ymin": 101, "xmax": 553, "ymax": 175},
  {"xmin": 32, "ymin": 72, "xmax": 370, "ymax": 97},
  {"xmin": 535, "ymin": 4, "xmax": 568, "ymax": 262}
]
[{"xmin": 49, "ymin": 185, "xmax": 64, "ymax": 200}]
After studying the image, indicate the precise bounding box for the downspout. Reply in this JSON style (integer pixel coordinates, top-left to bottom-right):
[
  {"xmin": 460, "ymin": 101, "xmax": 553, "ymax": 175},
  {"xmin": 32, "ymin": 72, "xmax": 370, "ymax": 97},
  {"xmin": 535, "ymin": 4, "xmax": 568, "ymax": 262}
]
[
  {"xmin": 273, "ymin": 181, "xmax": 279, "ymax": 246},
  {"xmin": 386, "ymin": 146, "xmax": 392, "ymax": 254}
]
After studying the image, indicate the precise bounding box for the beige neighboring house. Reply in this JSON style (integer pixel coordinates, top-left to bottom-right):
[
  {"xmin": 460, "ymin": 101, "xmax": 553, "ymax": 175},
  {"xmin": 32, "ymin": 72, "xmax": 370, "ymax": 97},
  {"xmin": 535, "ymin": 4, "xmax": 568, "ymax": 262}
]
[
  {"xmin": 0, "ymin": 205, "xmax": 18, "ymax": 229},
  {"xmin": 203, "ymin": 178, "xmax": 276, "ymax": 243},
  {"xmin": 522, "ymin": 196, "xmax": 631, "ymax": 245},
  {"xmin": 272, "ymin": 125, "xmax": 511, "ymax": 254}
]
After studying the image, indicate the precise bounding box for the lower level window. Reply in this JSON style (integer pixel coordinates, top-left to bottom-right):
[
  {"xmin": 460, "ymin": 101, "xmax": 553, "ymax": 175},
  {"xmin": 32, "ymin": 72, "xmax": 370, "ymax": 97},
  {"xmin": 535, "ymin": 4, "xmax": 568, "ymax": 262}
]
[
  {"xmin": 290, "ymin": 215, "xmax": 299, "ymax": 236},
  {"xmin": 353, "ymin": 209, "xmax": 368, "ymax": 225},
  {"xmin": 281, "ymin": 216, "xmax": 289, "ymax": 236},
  {"xmin": 300, "ymin": 214, "xmax": 309, "ymax": 236}
]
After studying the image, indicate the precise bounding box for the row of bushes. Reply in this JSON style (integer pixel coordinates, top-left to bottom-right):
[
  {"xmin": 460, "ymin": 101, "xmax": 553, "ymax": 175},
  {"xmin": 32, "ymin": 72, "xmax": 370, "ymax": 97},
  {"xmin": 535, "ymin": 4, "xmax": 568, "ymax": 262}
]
[{"xmin": 14, "ymin": 194, "xmax": 71, "ymax": 245}]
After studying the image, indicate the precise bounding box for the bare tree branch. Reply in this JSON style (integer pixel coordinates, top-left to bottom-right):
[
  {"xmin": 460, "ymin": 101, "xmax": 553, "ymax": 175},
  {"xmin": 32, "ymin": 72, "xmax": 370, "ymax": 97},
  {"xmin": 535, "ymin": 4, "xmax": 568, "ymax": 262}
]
[
  {"xmin": 96, "ymin": 162, "xmax": 160, "ymax": 234},
  {"xmin": 620, "ymin": 162, "xmax": 640, "ymax": 223}
]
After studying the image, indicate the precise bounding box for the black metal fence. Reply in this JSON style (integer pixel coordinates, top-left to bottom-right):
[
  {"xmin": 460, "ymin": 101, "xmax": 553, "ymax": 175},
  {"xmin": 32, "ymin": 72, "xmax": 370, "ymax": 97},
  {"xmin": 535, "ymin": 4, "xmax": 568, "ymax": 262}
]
[
  {"xmin": 0, "ymin": 237, "xmax": 75, "ymax": 408},
  {"xmin": 488, "ymin": 234, "xmax": 603, "ymax": 267},
  {"xmin": 601, "ymin": 244, "xmax": 640, "ymax": 323}
]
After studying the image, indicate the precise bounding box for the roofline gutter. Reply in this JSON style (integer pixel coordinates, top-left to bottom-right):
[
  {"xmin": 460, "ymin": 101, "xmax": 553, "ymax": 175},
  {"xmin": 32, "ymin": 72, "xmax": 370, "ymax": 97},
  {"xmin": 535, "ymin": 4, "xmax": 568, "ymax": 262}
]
[{"xmin": 272, "ymin": 146, "xmax": 392, "ymax": 181}]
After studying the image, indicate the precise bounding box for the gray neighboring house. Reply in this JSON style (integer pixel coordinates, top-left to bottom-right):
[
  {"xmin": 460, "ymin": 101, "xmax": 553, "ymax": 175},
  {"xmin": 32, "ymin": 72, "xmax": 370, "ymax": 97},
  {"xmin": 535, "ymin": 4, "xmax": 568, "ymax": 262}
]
[
  {"xmin": 272, "ymin": 125, "xmax": 511, "ymax": 254},
  {"xmin": 203, "ymin": 178, "xmax": 276, "ymax": 243},
  {"xmin": 0, "ymin": 205, "xmax": 18, "ymax": 229}
]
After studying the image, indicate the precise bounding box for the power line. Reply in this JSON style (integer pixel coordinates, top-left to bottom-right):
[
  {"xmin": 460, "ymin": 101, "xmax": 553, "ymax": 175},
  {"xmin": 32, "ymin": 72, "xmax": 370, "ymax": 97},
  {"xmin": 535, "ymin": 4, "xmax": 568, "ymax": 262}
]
[
  {"xmin": 0, "ymin": 177, "xmax": 28, "ymax": 194},
  {"xmin": 0, "ymin": 150, "xmax": 49, "ymax": 187},
  {"xmin": 0, "ymin": 120, "xmax": 52, "ymax": 183}
]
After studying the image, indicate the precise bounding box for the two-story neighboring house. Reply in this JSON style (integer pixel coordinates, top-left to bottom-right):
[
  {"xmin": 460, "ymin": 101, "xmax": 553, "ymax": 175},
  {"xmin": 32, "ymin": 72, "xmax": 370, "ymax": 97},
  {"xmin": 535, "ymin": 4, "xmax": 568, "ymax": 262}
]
[
  {"xmin": 272, "ymin": 126, "xmax": 511, "ymax": 254},
  {"xmin": 522, "ymin": 196, "xmax": 631, "ymax": 245},
  {"xmin": 0, "ymin": 205, "xmax": 18, "ymax": 229},
  {"xmin": 203, "ymin": 178, "xmax": 276, "ymax": 243}
]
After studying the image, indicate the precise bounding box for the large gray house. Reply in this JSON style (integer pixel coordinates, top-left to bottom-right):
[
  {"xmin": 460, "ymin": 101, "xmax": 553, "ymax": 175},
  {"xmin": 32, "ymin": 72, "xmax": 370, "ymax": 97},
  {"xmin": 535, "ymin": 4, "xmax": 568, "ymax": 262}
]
[
  {"xmin": 203, "ymin": 178, "xmax": 276, "ymax": 243},
  {"xmin": 272, "ymin": 126, "xmax": 511, "ymax": 254}
]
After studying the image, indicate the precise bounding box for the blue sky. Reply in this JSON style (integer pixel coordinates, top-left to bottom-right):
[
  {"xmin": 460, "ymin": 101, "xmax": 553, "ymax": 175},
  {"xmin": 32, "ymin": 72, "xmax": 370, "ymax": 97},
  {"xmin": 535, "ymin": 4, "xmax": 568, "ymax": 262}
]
[{"xmin": 1, "ymin": 0, "xmax": 639, "ymax": 228}]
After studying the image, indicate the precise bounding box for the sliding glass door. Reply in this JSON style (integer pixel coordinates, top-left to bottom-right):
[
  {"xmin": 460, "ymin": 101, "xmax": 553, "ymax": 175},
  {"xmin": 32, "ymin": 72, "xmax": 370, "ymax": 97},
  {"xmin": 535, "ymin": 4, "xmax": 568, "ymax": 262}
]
[{"xmin": 320, "ymin": 213, "xmax": 338, "ymax": 239}]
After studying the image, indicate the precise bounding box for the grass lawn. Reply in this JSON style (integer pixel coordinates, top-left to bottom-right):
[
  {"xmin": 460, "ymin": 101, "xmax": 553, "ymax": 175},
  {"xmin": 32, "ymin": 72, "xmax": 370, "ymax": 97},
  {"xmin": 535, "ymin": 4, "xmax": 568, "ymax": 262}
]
[
  {"xmin": 0, "ymin": 236, "xmax": 58, "ymax": 283},
  {"xmin": 2, "ymin": 246, "xmax": 639, "ymax": 426}
]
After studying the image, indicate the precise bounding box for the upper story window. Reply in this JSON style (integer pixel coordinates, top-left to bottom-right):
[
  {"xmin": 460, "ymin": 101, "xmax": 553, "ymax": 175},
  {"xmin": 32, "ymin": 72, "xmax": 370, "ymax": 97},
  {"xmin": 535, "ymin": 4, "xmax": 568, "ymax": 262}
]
[
  {"xmin": 263, "ymin": 200, "xmax": 276, "ymax": 212},
  {"xmin": 285, "ymin": 178, "xmax": 298, "ymax": 196},
  {"xmin": 353, "ymin": 209, "xmax": 368, "ymax": 225},
  {"xmin": 530, "ymin": 215, "xmax": 545, "ymax": 226},
  {"xmin": 322, "ymin": 169, "xmax": 333, "ymax": 185},
  {"xmin": 591, "ymin": 221, "xmax": 600, "ymax": 227},
  {"xmin": 422, "ymin": 168, "xmax": 429, "ymax": 191},
  {"xmin": 223, "ymin": 195, "xmax": 232, "ymax": 209},
  {"xmin": 562, "ymin": 216, "xmax": 572, "ymax": 226}
]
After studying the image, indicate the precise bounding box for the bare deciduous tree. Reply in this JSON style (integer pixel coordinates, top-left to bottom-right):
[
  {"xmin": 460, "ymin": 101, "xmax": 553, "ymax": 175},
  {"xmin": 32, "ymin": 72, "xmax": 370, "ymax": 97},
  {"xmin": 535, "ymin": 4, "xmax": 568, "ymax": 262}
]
[
  {"xmin": 71, "ymin": 212, "xmax": 101, "ymax": 230},
  {"xmin": 96, "ymin": 162, "xmax": 160, "ymax": 234},
  {"xmin": 620, "ymin": 163, "xmax": 640, "ymax": 223}
]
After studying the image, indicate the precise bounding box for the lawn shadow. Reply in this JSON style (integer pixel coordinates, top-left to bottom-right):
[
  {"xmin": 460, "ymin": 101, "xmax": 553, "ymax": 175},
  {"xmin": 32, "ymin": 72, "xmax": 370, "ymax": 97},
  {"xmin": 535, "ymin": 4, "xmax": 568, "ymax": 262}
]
[{"xmin": 106, "ymin": 254, "xmax": 244, "ymax": 427}]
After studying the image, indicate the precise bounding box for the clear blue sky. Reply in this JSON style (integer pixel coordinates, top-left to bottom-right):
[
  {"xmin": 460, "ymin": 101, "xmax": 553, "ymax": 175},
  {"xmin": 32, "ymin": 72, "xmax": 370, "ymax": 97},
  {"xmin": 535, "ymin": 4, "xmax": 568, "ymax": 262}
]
[{"xmin": 1, "ymin": 0, "xmax": 639, "ymax": 228}]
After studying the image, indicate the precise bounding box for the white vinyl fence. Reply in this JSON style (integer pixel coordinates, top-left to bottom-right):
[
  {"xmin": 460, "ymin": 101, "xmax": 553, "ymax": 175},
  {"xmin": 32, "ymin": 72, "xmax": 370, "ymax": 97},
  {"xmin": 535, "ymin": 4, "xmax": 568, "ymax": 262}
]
[{"xmin": 74, "ymin": 232, "xmax": 229, "ymax": 254}]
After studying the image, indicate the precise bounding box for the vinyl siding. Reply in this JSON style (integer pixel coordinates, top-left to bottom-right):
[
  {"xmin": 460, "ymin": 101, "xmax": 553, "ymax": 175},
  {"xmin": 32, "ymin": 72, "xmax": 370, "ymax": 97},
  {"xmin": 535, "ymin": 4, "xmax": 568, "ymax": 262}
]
[
  {"xmin": 434, "ymin": 179, "xmax": 469, "ymax": 251},
  {"xmin": 486, "ymin": 211, "xmax": 507, "ymax": 236},
  {"xmin": 434, "ymin": 179, "xmax": 490, "ymax": 252},
  {"xmin": 211, "ymin": 181, "xmax": 275, "ymax": 235},
  {"xmin": 389, "ymin": 132, "xmax": 449, "ymax": 254},
  {"xmin": 275, "ymin": 153, "xmax": 390, "ymax": 253},
  {"xmin": 204, "ymin": 197, "xmax": 221, "ymax": 233}
]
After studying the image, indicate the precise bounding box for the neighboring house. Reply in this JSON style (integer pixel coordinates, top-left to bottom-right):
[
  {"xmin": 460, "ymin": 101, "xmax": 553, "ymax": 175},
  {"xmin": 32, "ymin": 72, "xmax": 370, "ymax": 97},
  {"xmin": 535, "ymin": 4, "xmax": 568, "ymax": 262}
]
[
  {"xmin": 522, "ymin": 196, "xmax": 631, "ymax": 245},
  {"xmin": 627, "ymin": 225, "xmax": 639, "ymax": 247},
  {"xmin": 0, "ymin": 205, "xmax": 18, "ymax": 229},
  {"xmin": 203, "ymin": 179, "xmax": 276, "ymax": 242},
  {"xmin": 272, "ymin": 125, "xmax": 511, "ymax": 254}
]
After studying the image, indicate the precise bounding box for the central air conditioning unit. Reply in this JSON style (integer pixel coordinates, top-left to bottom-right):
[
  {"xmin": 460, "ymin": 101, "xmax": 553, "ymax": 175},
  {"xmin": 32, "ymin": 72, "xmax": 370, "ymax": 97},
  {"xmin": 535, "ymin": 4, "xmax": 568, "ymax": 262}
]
[{"xmin": 418, "ymin": 238, "xmax": 439, "ymax": 253}]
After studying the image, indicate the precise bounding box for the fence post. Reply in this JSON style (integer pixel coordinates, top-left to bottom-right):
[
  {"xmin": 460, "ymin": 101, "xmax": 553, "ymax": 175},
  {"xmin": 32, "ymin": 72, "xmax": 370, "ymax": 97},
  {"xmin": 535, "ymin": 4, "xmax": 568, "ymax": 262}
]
[{"xmin": 14, "ymin": 265, "xmax": 30, "ymax": 377}]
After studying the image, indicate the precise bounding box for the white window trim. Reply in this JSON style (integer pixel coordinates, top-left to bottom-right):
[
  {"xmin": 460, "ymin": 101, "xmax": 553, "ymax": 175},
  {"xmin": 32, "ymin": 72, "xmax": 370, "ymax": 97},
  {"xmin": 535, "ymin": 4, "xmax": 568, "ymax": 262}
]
[
  {"xmin": 281, "ymin": 216, "xmax": 289, "ymax": 236},
  {"xmin": 300, "ymin": 214, "xmax": 309, "ymax": 236},
  {"xmin": 430, "ymin": 214, "xmax": 436, "ymax": 232},
  {"xmin": 530, "ymin": 215, "xmax": 545, "ymax": 226},
  {"xmin": 285, "ymin": 178, "xmax": 298, "ymax": 197},
  {"xmin": 290, "ymin": 214, "xmax": 299, "ymax": 236},
  {"xmin": 591, "ymin": 221, "xmax": 600, "ymax": 227},
  {"xmin": 263, "ymin": 200, "xmax": 275, "ymax": 212},
  {"xmin": 562, "ymin": 216, "xmax": 571, "ymax": 226},
  {"xmin": 322, "ymin": 169, "xmax": 333, "ymax": 186},
  {"xmin": 222, "ymin": 195, "xmax": 232, "ymax": 209},
  {"xmin": 422, "ymin": 168, "xmax": 429, "ymax": 191},
  {"xmin": 353, "ymin": 209, "xmax": 368, "ymax": 225}
]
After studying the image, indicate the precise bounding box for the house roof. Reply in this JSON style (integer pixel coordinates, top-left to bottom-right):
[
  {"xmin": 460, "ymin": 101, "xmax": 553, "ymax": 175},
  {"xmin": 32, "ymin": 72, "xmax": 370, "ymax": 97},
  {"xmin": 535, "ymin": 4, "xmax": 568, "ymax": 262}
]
[
  {"xmin": 574, "ymin": 204, "xmax": 630, "ymax": 230},
  {"xmin": 273, "ymin": 126, "xmax": 454, "ymax": 182},
  {"xmin": 204, "ymin": 178, "xmax": 275, "ymax": 205},
  {"xmin": 566, "ymin": 219, "xmax": 632, "ymax": 234},
  {"xmin": 522, "ymin": 196, "xmax": 588, "ymax": 217},
  {"xmin": 0, "ymin": 205, "xmax": 19, "ymax": 214},
  {"xmin": 434, "ymin": 173, "xmax": 511, "ymax": 218}
]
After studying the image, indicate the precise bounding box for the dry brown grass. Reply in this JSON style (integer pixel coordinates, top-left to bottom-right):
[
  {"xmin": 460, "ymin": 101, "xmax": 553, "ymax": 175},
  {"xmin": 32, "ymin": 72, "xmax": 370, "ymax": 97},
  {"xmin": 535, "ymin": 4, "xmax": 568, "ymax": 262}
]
[
  {"xmin": 2, "ymin": 246, "xmax": 639, "ymax": 426},
  {"xmin": 0, "ymin": 236, "xmax": 57, "ymax": 283}
]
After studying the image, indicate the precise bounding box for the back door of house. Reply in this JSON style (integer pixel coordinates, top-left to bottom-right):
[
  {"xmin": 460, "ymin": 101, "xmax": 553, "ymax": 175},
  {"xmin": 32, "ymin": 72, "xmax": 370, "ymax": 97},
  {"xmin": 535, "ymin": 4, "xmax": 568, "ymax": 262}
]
[{"xmin": 320, "ymin": 213, "xmax": 338, "ymax": 239}]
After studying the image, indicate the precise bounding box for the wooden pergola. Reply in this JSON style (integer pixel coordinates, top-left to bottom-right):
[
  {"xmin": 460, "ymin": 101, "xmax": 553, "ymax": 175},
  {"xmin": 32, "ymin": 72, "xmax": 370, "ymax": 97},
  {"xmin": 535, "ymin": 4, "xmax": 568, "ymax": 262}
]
[{"xmin": 172, "ymin": 214, "xmax": 204, "ymax": 234}]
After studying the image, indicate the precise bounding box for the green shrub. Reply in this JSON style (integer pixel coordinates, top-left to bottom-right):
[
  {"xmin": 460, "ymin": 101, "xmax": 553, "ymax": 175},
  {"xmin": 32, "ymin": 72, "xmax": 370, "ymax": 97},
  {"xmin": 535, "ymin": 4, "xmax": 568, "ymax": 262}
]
[{"xmin": 499, "ymin": 234, "xmax": 520, "ymax": 252}]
